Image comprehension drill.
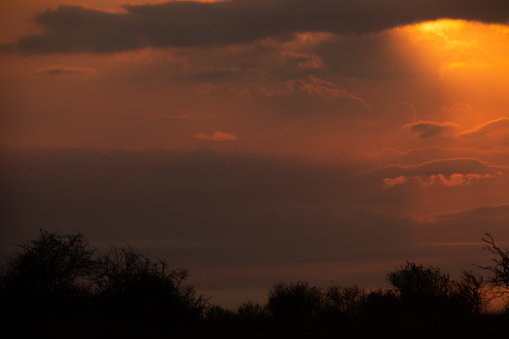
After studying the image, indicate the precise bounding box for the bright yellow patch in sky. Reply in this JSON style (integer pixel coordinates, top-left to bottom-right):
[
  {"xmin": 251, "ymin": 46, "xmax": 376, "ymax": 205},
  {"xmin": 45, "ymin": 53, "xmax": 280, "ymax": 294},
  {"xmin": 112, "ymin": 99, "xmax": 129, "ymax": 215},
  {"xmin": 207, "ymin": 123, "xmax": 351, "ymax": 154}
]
[
  {"xmin": 398, "ymin": 19, "xmax": 509, "ymax": 76},
  {"xmin": 393, "ymin": 19, "xmax": 509, "ymax": 127}
]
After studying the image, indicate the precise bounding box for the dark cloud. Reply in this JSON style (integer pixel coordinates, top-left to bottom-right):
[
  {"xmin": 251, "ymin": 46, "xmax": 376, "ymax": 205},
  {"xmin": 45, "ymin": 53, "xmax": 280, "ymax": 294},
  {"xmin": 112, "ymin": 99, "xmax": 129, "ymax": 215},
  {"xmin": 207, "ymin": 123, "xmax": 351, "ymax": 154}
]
[
  {"xmin": 404, "ymin": 121, "xmax": 458, "ymax": 138},
  {"xmin": 247, "ymin": 78, "xmax": 372, "ymax": 122},
  {"xmin": 28, "ymin": 65, "xmax": 98, "ymax": 77},
  {"xmin": 429, "ymin": 203, "xmax": 509, "ymax": 222},
  {"xmin": 194, "ymin": 131, "xmax": 239, "ymax": 141},
  {"xmin": 411, "ymin": 204, "xmax": 509, "ymax": 245},
  {"xmin": 1, "ymin": 148, "xmax": 505, "ymax": 307},
  {"xmin": 0, "ymin": 148, "xmax": 364, "ymax": 245},
  {"xmin": 315, "ymin": 33, "xmax": 429, "ymax": 80},
  {"xmin": 0, "ymin": 148, "xmax": 411, "ymax": 296},
  {"xmin": 7, "ymin": 0, "xmax": 509, "ymax": 54},
  {"xmin": 189, "ymin": 76, "xmax": 372, "ymax": 122}
]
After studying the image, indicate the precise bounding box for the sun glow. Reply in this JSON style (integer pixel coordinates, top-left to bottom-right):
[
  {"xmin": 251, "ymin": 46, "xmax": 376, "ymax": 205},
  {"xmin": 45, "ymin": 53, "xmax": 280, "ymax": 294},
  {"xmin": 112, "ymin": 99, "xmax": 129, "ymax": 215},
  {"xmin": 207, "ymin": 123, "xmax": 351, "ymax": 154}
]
[
  {"xmin": 392, "ymin": 19, "xmax": 509, "ymax": 128},
  {"xmin": 417, "ymin": 19, "xmax": 465, "ymax": 33},
  {"xmin": 397, "ymin": 19, "xmax": 509, "ymax": 76}
]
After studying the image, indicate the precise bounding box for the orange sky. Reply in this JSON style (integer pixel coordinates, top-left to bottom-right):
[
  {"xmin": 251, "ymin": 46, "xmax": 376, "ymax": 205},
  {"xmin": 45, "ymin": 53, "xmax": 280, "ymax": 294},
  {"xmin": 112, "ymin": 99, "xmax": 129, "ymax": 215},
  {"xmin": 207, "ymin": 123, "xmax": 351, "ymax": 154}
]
[{"xmin": 1, "ymin": 0, "xmax": 509, "ymax": 308}]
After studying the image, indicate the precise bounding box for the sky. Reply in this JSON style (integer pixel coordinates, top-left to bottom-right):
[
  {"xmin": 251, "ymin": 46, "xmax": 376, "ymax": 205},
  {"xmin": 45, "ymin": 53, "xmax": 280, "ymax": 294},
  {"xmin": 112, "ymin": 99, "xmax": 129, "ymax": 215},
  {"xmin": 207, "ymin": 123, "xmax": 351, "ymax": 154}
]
[{"xmin": 1, "ymin": 0, "xmax": 509, "ymax": 308}]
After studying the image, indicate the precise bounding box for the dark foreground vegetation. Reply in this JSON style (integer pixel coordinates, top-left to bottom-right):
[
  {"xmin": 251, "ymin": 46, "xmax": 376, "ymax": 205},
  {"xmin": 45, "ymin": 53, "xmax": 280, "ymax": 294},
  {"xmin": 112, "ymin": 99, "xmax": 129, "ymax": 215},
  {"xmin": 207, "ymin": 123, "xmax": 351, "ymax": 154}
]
[{"xmin": 1, "ymin": 230, "xmax": 508, "ymax": 338}]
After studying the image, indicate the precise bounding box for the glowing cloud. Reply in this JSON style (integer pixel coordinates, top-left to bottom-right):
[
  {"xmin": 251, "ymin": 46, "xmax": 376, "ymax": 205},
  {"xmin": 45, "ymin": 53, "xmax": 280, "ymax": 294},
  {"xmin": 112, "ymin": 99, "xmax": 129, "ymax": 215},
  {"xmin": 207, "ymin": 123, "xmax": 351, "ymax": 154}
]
[
  {"xmin": 7, "ymin": 1, "xmax": 509, "ymax": 54},
  {"xmin": 418, "ymin": 173, "xmax": 497, "ymax": 187},
  {"xmin": 383, "ymin": 172, "xmax": 499, "ymax": 189},
  {"xmin": 382, "ymin": 175, "xmax": 408, "ymax": 189},
  {"xmin": 194, "ymin": 131, "xmax": 239, "ymax": 141},
  {"xmin": 460, "ymin": 117, "xmax": 509, "ymax": 138}
]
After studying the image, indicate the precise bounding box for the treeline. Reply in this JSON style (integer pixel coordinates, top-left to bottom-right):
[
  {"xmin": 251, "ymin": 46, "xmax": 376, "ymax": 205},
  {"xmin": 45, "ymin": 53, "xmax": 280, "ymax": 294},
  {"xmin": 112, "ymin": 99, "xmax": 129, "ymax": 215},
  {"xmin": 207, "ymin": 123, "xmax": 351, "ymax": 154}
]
[{"xmin": 0, "ymin": 230, "xmax": 507, "ymax": 338}]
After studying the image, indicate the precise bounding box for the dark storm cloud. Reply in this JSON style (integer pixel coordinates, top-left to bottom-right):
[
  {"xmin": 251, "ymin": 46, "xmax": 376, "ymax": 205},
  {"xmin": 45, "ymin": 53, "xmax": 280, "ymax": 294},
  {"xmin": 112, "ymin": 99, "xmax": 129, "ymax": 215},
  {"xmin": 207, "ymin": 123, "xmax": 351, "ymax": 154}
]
[{"xmin": 8, "ymin": 0, "xmax": 509, "ymax": 54}]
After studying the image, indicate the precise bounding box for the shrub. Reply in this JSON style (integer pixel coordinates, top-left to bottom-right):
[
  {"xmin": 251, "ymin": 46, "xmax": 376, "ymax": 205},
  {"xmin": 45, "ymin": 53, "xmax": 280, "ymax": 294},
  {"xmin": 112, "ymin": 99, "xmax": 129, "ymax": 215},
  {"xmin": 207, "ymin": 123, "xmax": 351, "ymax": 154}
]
[
  {"xmin": 267, "ymin": 281, "xmax": 322, "ymax": 318},
  {"xmin": 456, "ymin": 270, "xmax": 490, "ymax": 314},
  {"xmin": 237, "ymin": 301, "xmax": 268, "ymax": 320},
  {"xmin": 322, "ymin": 284, "xmax": 366, "ymax": 316},
  {"xmin": 362, "ymin": 289, "xmax": 401, "ymax": 314},
  {"xmin": 0, "ymin": 229, "xmax": 95, "ymax": 314},
  {"xmin": 92, "ymin": 245, "xmax": 207, "ymax": 327},
  {"xmin": 387, "ymin": 262, "xmax": 457, "ymax": 313}
]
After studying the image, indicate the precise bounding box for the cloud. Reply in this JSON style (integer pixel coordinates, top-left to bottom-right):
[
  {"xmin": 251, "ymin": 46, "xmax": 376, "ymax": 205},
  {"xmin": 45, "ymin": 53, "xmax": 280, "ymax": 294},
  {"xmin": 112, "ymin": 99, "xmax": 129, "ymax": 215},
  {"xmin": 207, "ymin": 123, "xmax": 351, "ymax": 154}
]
[
  {"xmin": 367, "ymin": 147, "xmax": 509, "ymax": 170},
  {"xmin": 151, "ymin": 114, "xmax": 200, "ymax": 121},
  {"xmin": 194, "ymin": 131, "xmax": 239, "ymax": 141},
  {"xmin": 7, "ymin": 0, "xmax": 509, "ymax": 54},
  {"xmin": 460, "ymin": 117, "xmax": 509, "ymax": 139},
  {"xmin": 423, "ymin": 203, "xmax": 509, "ymax": 222},
  {"xmin": 364, "ymin": 158, "xmax": 503, "ymax": 178},
  {"xmin": 0, "ymin": 148, "xmax": 394, "ymax": 255},
  {"xmin": 382, "ymin": 172, "xmax": 499, "ymax": 189},
  {"xmin": 248, "ymin": 77, "xmax": 372, "ymax": 122},
  {"xmin": 189, "ymin": 76, "xmax": 372, "ymax": 123},
  {"xmin": 416, "ymin": 173, "xmax": 499, "ymax": 187},
  {"xmin": 382, "ymin": 175, "xmax": 408, "ymax": 189},
  {"xmin": 412, "ymin": 204, "xmax": 509, "ymax": 238},
  {"xmin": 403, "ymin": 121, "xmax": 459, "ymax": 138},
  {"xmin": 279, "ymin": 51, "xmax": 327, "ymax": 70},
  {"xmin": 407, "ymin": 204, "xmax": 509, "ymax": 255},
  {"xmin": 2, "ymin": 148, "xmax": 507, "ymax": 306},
  {"xmin": 28, "ymin": 66, "xmax": 98, "ymax": 77}
]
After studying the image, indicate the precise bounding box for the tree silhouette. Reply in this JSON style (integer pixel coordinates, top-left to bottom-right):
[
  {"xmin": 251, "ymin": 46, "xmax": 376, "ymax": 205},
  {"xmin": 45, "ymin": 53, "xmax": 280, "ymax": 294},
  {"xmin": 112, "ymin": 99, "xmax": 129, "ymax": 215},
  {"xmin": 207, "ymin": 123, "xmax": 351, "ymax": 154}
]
[
  {"xmin": 2, "ymin": 230, "xmax": 508, "ymax": 336},
  {"xmin": 456, "ymin": 270, "xmax": 490, "ymax": 314},
  {"xmin": 322, "ymin": 284, "xmax": 366, "ymax": 316},
  {"xmin": 477, "ymin": 233, "xmax": 509, "ymax": 311},
  {"xmin": 387, "ymin": 261, "xmax": 459, "ymax": 313},
  {"xmin": 0, "ymin": 229, "xmax": 95, "ymax": 313},
  {"xmin": 362, "ymin": 288, "xmax": 401, "ymax": 314},
  {"xmin": 237, "ymin": 301, "xmax": 268, "ymax": 320},
  {"xmin": 266, "ymin": 281, "xmax": 321, "ymax": 318},
  {"xmin": 92, "ymin": 244, "xmax": 207, "ymax": 328},
  {"xmin": 478, "ymin": 233, "xmax": 509, "ymax": 292},
  {"xmin": 0, "ymin": 230, "xmax": 208, "ymax": 336}
]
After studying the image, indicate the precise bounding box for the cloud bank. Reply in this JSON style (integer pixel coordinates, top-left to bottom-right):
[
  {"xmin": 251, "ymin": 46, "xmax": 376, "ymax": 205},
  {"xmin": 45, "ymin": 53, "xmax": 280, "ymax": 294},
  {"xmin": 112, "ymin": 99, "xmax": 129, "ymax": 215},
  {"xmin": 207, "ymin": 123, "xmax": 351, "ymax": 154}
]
[
  {"xmin": 1, "ymin": 148, "xmax": 507, "ymax": 306},
  {"xmin": 7, "ymin": 0, "xmax": 509, "ymax": 54}
]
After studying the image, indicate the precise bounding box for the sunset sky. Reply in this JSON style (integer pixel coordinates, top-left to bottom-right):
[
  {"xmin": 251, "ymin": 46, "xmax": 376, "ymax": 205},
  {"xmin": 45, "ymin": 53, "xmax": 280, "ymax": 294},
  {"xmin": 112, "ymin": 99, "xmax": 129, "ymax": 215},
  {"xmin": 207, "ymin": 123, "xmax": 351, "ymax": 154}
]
[{"xmin": 1, "ymin": 0, "xmax": 509, "ymax": 308}]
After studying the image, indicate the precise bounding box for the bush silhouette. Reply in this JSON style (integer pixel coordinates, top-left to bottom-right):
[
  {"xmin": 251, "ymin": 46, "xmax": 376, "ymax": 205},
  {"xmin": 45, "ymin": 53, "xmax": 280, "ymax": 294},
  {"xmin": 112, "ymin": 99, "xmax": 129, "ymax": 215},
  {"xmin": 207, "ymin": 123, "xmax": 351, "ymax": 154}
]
[
  {"xmin": 2, "ymin": 230, "xmax": 508, "ymax": 336},
  {"xmin": 456, "ymin": 270, "xmax": 490, "ymax": 314},
  {"xmin": 237, "ymin": 301, "xmax": 268, "ymax": 320},
  {"xmin": 322, "ymin": 284, "xmax": 366, "ymax": 316},
  {"xmin": 267, "ymin": 281, "xmax": 321, "ymax": 318},
  {"xmin": 479, "ymin": 234, "xmax": 509, "ymax": 287},
  {"xmin": 362, "ymin": 288, "xmax": 401, "ymax": 314},
  {"xmin": 477, "ymin": 233, "xmax": 509, "ymax": 311},
  {"xmin": 0, "ymin": 230, "xmax": 207, "ymax": 335},
  {"xmin": 0, "ymin": 229, "xmax": 95, "ymax": 314},
  {"xmin": 92, "ymin": 244, "xmax": 207, "ymax": 328},
  {"xmin": 387, "ymin": 261, "xmax": 460, "ymax": 313}
]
